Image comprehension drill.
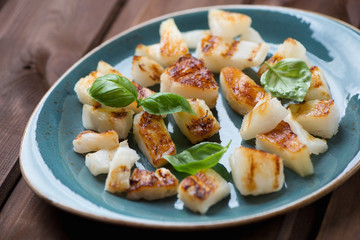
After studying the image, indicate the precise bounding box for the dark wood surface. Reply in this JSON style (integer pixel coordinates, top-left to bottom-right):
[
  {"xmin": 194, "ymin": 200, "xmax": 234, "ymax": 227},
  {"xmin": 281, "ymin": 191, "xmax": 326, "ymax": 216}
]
[{"xmin": 0, "ymin": 0, "xmax": 359, "ymax": 239}]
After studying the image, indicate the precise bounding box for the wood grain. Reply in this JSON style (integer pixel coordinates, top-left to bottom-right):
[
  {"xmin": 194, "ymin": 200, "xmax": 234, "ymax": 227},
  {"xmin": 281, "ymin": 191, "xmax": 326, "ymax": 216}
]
[
  {"xmin": 317, "ymin": 171, "xmax": 360, "ymax": 240},
  {"xmin": 0, "ymin": 0, "xmax": 358, "ymax": 239},
  {"xmin": 253, "ymin": 0, "xmax": 359, "ymax": 28},
  {"xmin": 105, "ymin": 0, "xmax": 251, "ymax": 41},
  {"xmin": 0, "ymin": 0, "xmax": 121, "ymax": 206}
]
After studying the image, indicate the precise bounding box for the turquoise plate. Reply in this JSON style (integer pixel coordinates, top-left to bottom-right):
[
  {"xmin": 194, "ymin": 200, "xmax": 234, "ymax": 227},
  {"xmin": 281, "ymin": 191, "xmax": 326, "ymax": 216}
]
[{"xmin": 20, "ymin": 5, "xmax": 360, "ymax": 229}]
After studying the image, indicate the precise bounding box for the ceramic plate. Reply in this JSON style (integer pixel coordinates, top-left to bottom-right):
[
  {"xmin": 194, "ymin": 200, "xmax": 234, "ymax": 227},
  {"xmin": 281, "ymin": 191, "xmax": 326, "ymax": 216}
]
[{"xmin": 20, "ymin": 5, "xmax": 360, "ymax": 229}]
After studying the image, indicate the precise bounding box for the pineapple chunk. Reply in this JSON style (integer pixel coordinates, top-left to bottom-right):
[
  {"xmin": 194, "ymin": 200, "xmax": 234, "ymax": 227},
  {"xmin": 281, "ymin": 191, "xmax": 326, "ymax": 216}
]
[
  {"xmin": 178, "ymin": 169, "xmax": 230, "ymax": 214},
  {"xmin": 208, "ymin": 9, "xmax": 252, "ymax": 39},
  {"xmin": 74, "ymin": 71, "xmax": 102, "ymax": 106},
  {"xmin": 135, "ymin": 18, "xmax": 188, "ymax": 66},
  {"xmin": 85, "ymin": 148, "xmax": 116, "ymax": 176},
  {"xmin": 126, "ymin": 168, "xmax": 179, "ymax": 200},
  {"xmin": 96, "ymin": 60, "xmax": 123, "ymax": 76},
  {"xmin": 220, "ymin": 66, "xmax": 266, "ymax": 116},
  {"xmin": 304, "ymin": 66, "xmax": 331, "ymax": 101},
  {"xmin": 284, "ymin": 113, "xmax": 328, "ymax": 155},
  {"xmin": 125, "ymin": 81, "xmax": 155, "ymax": 114},
  {"xmin": 131, "ymin": 55, "xmax": 164, "ymax": 87},
  {"xmin": 229, "ymin": 146, "xmax": 284, "ymax": 196},
  {"xmin": 73, "ymin": 130, "xmax": 119, "ymax": 154},
  {"xmin": 181, "ymin": 27, "xmax": 264, "ymax": 49},
  {"xmin": 74, "ymin": 61, "xmax": 126, "ymax": 106},
  {"xmin": 288, "ymin": 99, "xmax": 340, "ymax": 139},
  {"xmin": 82, "ymin": 104, "xmax": 134, "ymax": 139},
  {"xmin": 182, "ymin": 29, "xmax": 210, "ymax": 49},
  {"xmin": 240, "ymin": 94, "xmax": 288, "ymax": 140},
  {"xmin": 95, "ymin": 60, "xmax": 155, "ymax": 114},
  {"xmin": 195, "ymin": 34, "xmax": 269, "ymax": 73},
  {"xmin": 239, "ymin": 27, "xmax": 265, "ymax": 43},
  {"xmin": 105, "ymin": 140, "xmax": 140, "ymax": 193},
  {"xmin": 172, "ymin": 98, "xmax": 220, "ymax": 144},
  {"xmin": 256, "ymin": 121, "xmax": 314, "ymax": 177},
  {"xmin": 160, "ymin": 54, "xmax": 218, "ymax": 108},
  {"xmin": 133, "ymin": 111, "xmax": 176, "ymax": 168},
  {"xmin": 258, "ymin": 38, "xmax": 311, "ymax": 76}
]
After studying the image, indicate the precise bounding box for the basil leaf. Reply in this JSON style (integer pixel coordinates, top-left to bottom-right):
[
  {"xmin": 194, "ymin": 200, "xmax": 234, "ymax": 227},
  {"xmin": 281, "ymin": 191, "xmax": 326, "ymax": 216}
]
[
  {"xmin": 140, "ymin": 92, "xmax": 196, "ymax": 115},
  {"xmin": 88, "ymin": 74, "xmax": 138, "ymax": 108},
  {"xmin": 260, "ymin": 58, "xmax": 311, "ymax": 102},
  {"xmin": 164, "ymin": 141, "xmax": 231, "ymax": 175}
]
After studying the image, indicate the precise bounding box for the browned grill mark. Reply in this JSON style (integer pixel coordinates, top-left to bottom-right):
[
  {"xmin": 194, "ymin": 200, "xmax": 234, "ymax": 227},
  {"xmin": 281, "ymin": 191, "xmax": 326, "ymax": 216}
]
[
  {"xmin": 138, "ymin": 112, "xmax": 176, "ymax": 165},
  {"xmin": 247, "ymin": 43, "xmax": 262, "ymax": 62},
  {"xmin": 245, "ymin": 155, "xmax": 257, "ymax": 192},
  {"xmin": 258, "ymin": 121, "xmax": 306, "ymax": 153},
  {"xmin": 128, "ymin": 168, "xmax": 178, "ymax": 192},
  {"xmin": 167, "ymin": 53, "xmax": 217, "ymax": 89},
  {"xmin": 222, "ymin": 67, "xmax": 265, "ymax": 107},
  {"xmin": 221, "ymin": 40, "xmax": 239, "ymax": 58},
  {"xmin": 186, "ymin": 110, "xmax": 219, "ymax": 137},
  {"xmin": 201, "ymin": 35, "xmax": 219, "ymax": 54},
  {"xmin": 180, "ymin": 171, "xmax": 217, "ymax": 200}
]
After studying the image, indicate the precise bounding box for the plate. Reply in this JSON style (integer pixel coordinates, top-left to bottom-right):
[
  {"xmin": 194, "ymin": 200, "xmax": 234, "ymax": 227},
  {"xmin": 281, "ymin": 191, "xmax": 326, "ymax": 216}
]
[{"xmin": 20, "ymin": 5, "xmax": 360, "ymax": 229}]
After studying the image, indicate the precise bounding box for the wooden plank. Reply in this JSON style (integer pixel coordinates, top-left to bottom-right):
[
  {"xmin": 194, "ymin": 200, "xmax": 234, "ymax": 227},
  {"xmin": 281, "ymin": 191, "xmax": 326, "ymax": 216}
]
[
  {"xmin": 0, "ymin": 180, "xmax": 285, "ymax": 239},
  {"xmin": 275, "ymin": 194, "xmax": 332, "ymax": 240},
  {"xmin": 0, "ymin": 179, "xmax": 68, "ymax": 240},
  {"xmin": 105, "ymin": 0, "xmax": 253, "ymax": 40},
  {"xmin": 0, "ymin": 0, "xmax": 121, "ymax": 206},
  {"xmin": 2, "ymin": 0, "xmax": 357, "ymax": 239},
  {"xmin": 252, "ymin": 0, "xmax": 358, "ymax": 27},
  {"xmin": 0, "ymin": 1, "xmax": 287, "ymax": 239},
  {"xmin": 316, "ymin": 171, "xmax": 360, "ymax": 240}
]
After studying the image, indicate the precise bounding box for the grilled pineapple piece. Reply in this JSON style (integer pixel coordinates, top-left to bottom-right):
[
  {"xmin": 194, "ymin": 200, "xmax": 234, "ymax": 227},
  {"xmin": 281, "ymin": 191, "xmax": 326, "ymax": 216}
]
[
  {"xmin": 195, "ymin": 34, "xmax": 269, "ymax": 73},
  {"xmin": 178, "ymin": 169, "xmax": 230, "ymax": 214},
  {"xmin": 127, "ymin": 168, "xmax": 179, "ymax": 200},
  {"xmin": 82, "ymin": 104, "xmax": 134, "ymax": 139},
  {"xmin": 229, "ymin": 146, "xmax": 284, "ymax": 196},
  {"xmin": 173, "ymin": 98, "xmax": 220, "ymax": 144},
  {"xmin": 288, "ymin": 99, "xmax": 340, "ymax": 139},
  {"xmin": 133, "ymin": 111, "xmax": 176, "ymax": 168},
  {"xmin": 304, "ymin": 66, "xmax": 331, "ymax": 101},
  {"xmin": 256, "ymin": 121, "xmax": 314, "ymax": 177},
  {"xmin": 135, "ymin": 18, "xmax": 188, "ymax": 67},
  {"xmin": 160, "ymin": 54, "xmax": 218, "ymax": 108},
  {"xmin": 73, "ymin": 130, "xmax": 119, "ymax": 154},
  {"xmin": 220, "ymin": 66, "xmax": 266, "ymax": 116},
  {"xmin": 258, "ymin": 38, "xmax": 310, "ymax": 76},
  {"xmin": 284, "ymin": 113, "xmax": 327, "ymax": 155},
  {"xmin": 97, "ymin": 60, "xmax": 123, "ymax": 76},
  {"xmin": 125, "ymin": 81, "xmax": 155, "ymax": 114},
  {"xmin": 95, "ymin": 60, "xmax": 156, "ymax": 113},
  {"xmin": 240, "ymin": 94, "xmax": 288, "ymax": 140},
  {"xmin": 105, "ymin": 140, "xmax": 140, "ymax": 193},
  {"xmin": 85, "ymin": 148, "xmax": 116, "ymax": 176},
  {"xmin": 74, "ymin": 71, "xmax": 102, "ymax": 106},
  {"xmin": 239, "ymin": 27, "xmax": 265, "ymax": 43},
  {"xmin": 181, "ymin": 27, "xmax": 264, "ymax": 49},
  {"xmin": 131, "ymin": 55, "xmax": 164, "ymax": 87},
  {"xmin": 182, "ymin": 29, "xmax": 210, "ymax": 49},
  {"xmin": 74, "ymin": 61, "xmax": 126, "ymax": 106},
  {"xmin": 208, "ymin": 9, "xmax": 252, "ymax": 39}
]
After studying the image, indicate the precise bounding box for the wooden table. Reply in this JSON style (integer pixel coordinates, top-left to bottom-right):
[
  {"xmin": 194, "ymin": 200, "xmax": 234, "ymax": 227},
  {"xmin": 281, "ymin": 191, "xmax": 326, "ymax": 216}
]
[{"xmin": 1, "ymin": 0, "xmax": 359, "ymax": 239}]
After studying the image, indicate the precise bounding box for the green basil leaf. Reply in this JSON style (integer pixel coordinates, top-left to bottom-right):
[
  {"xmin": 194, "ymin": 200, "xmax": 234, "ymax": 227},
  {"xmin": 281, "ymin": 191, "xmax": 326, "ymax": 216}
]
[
  {"xmin": 260, "ymin": 58, "xmax": 311, "ymax": 102},
  {"xmin": 88, "ymin": 74, "xmax": 138, "ymax": 108},
  {"xmin": 164, "ymin": 141, "xmax": 231, "ymax": 175},
  {"xmin": 140, "ymin": 92, "xmax": 196, "ymax": 115}
]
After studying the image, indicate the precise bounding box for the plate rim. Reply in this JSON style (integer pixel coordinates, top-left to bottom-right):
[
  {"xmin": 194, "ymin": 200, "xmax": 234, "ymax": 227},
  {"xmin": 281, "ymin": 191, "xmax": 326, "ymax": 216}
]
[{"xmin": 19, "ymin": 4, "xmax": 360, "ymax": 229}]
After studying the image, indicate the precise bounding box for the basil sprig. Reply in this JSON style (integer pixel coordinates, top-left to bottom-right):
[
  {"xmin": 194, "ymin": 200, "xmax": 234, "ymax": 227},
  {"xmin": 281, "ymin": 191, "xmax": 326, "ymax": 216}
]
[
  {"xmin": 88, "ymin": 74, "xmax": 195, "ymax": 115},
  {"xmin": 260, "ymin": 58, "xmax": 311, "ymax": 102},
  {"xmin": 164, "ymin": 141, "xmax": 231, "ymax": 175}
]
